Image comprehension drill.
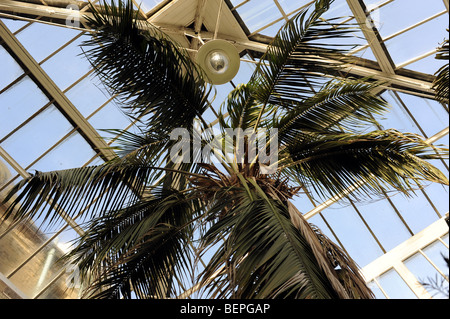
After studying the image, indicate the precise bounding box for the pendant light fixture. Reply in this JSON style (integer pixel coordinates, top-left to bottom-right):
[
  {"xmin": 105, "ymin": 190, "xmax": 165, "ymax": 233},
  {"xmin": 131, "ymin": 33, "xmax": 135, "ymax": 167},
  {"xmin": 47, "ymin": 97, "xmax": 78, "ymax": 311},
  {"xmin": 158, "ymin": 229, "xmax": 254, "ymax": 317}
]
[
  {"xmin": 196, "ymin": 39, "xmax": 240, "ymax": 85},
  {"xmin": 195, "ymin": 0, "xmax": 240, "ymax": 85}
]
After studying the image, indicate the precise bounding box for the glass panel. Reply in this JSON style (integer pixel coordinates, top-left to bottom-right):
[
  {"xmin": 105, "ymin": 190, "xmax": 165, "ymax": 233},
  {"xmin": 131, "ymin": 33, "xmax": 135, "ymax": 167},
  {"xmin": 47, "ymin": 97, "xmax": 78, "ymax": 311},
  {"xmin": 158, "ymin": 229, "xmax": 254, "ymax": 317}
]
[
  {"xmin": 236, "ymin": 0, "xmax": 282, "ymax": 33},
  {"xmin": 40, "ymin": 34, "xmax": 91, "ymax": 91},
  {"xmin": 422, "ymin": 240, "xmax": 449, "ymax": 277},
  {"xmin": 207, "ymin": 82, "xmax": 234, "ymax": 123},
  {"xmin": 88, "ymin": 101, "xmax": 134, "ymax": 143},
  {"xmin": 0, "ymin": 157, "xmax": 15, "ymax": 189},
  {"xmin": 0, "ymin": 45, "xmax": 24, "ymax": 91},
  {"xmin": 0, "ymin": 218, "xmax": 48, "ymax": 277},
  {"xmin": 376, "ymin": 268, "xmax": 417, "ymax": 299},
  {"xmin": 31, "ymin": 132, "xmax": 97, "ymax": 172},
  {"xmin": 8, "ymin": 237, "xmax": 67, "ymax": 298},
  {"xmin": 442, "ymin": 233, "xmax": 449, "ymax": 246},
  {"xmin": 64, "ymin": 74, "xmax": 111, "ymax": 118},
  {"xmin": 233, "ymin": 58, "xmax": 255, "ymax": 86},
  {"xmin": 321, "ymin": 0, "xmax": 354, "ymax": 21},
  {"xmin": 422, "ymin": 182, "xmax": 450, "ymax": 217},
  {"xmin": 258, "ymin": 19, "xmax": 286, "ymax": 37},
  {"xmin": 278, "ymin": 0, "xmax": 311, "ymax": 14},
  {"xmin": 393, "ymin": 93, "xmax": 449, "ymax": 139},
  {"xmin": 0, "ymin": 17, "xmax": 29, "ymax": 34},
  {"xmin": 0, "ymin": 105, "xmax": 74, "ymax": 169},
  {"xmin": 141, "ymin": 0, "xmax": 165, "ymax": 13},
  {"xmin": 384, "ymin": 14, "xmax": 449, "ymax": 66},
  {"xmin": 292, "ymin": 194, "xmax": 316, "ymax": 215},
  {"xmin": 322, "ymin": 204, "xmax": 385, "ymax": 267},
  {"xmin": 353, "ymin": 198, "xmax": 412, "ymax": 252},
  {"xmin": 387, "ymin": 192, "xmax": 439, "ymax": 235},
  {"xmin": 404, "ymin": 250, "xmax": 449, "ymax": 299},
  {"xmin": 402, "ymin": 52, "xmax": 446, "ymax": 74},
  {"xmin": 15, "ymin": 22, "xmax": 81, "ymax": 63},
  {"xmin": 373, "ymin": 0, "xmax": 446, "ymax": 39},
  {"xmin": 367, "ymin": 280, "xmax": 387, "ymax": 299},
  {"xmin": 36, "ymin": 271, "xmax": 80, "ymax": 299},
  {"xmin": 0, "ymin": 76, "xmax": 50, "ymax": 141},
  {"xmin": 378, "ymin": 91, "xmax": 424, "ymax": 135}
]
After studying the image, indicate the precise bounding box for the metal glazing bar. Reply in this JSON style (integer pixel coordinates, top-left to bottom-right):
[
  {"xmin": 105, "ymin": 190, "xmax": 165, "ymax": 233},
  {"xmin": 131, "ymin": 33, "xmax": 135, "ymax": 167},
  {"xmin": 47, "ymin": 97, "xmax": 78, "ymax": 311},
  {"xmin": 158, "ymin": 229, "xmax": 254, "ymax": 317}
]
[
  {"xmin": 346, "ymin": 0, "xmax": 396, "ymax": 74},
  {"xmin": 351, "ymin": 11, "xmax": 447, "ymax": 56},
  {"xmin": 247, "ymin": 1, "xmax": 315, "ymax": 37},
  {"xmin": 273, "ymin": 0, "xmax": 289, "ymax": 22},
  {"xmin": 0, "ymin": 19, "xmax": 116, "ymax": 162},
  {"xmin": 361, "ymin": 216, "xmax": 449, "ymax": 282},
  {"xmin": 418, "ymin": 249, "xmax": 449, "ymax": 281},
  {"xmin": 443, "ymin": 0, "xmax": 449, "ymax": 12}
]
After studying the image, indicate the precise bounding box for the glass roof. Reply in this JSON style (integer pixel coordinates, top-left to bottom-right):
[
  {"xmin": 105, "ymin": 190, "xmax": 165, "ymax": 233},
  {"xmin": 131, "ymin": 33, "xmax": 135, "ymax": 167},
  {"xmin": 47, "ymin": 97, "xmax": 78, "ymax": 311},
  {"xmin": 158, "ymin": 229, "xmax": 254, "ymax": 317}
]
[{"xmin": 0, "ymin": 0, "xmax": 448, "ymax": 299}]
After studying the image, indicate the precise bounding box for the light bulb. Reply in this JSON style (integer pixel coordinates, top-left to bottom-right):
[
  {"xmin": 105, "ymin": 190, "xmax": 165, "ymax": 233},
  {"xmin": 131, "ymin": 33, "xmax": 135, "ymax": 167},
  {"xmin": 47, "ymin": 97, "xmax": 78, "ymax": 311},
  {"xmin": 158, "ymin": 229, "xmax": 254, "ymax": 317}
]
[{"xmin": 206, "ymin": 50, "xmax": 229, "ymax": 74}]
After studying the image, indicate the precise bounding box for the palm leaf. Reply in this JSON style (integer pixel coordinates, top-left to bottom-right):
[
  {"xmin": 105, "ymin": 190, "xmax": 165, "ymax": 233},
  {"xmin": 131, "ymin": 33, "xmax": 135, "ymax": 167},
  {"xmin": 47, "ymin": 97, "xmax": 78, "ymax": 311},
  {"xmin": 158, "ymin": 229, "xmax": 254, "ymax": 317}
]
[
  {"xmin": 66, "ymin": 188, "xmax": 201, "ymax": 298},
  {"xmin": 274, "ymin": 79, "xmax": 388, "ymax": 144},
  {"xmin": 199, "ymin": 179, "xmax": 353, "ymax": 299},
  {"xmin": 250, "ymin": 0, "xmax": 358, "ymax": 108},
  {"xmin": 218, "ymin": 83, "xmax": 263, "ymax": 131},
  {"xmin": 0, "ymin": 161, "xmax": 204, "ymax": 229},
  {"xmin": 286, "ymin": 202, "xmax": 373, "ymax": 298},
  {"xmin": 281, "ymin": 130, "xmax": 449, "ymax": 200},
  {"xmin": 433, "ymin": 38, "xmax": 449, "ymax": 104},
  {"xmin": 83, "ymin": 0, "xmax": 213, "ymax": 134}
]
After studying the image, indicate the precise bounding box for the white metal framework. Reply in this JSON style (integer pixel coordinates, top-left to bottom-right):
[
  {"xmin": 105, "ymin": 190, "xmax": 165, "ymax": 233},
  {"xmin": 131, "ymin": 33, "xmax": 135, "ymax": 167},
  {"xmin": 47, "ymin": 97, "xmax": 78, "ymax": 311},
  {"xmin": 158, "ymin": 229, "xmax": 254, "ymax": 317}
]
[{"xmin": 0, "ymin": 0, "xmax": 448, "ymax": 299}]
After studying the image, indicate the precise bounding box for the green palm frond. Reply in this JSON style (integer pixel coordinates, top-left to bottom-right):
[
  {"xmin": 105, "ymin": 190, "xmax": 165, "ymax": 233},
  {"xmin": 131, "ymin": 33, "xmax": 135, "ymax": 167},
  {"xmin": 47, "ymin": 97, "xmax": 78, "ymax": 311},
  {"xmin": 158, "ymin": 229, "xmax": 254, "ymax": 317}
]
[
  {"xmin": 83, "ymin": 0, "xmax": 213, "ymax": 134},
  {"xmin": 67, "ymin": 188, "xmax": 201, "ymax": 299},
  {"xmin": 281, "ymin": 130, "xmax": 449, "ymax": 199},
  {"xmin": 199, "ymin": 177, "xmax": 369, "ymax": 299},
  {"xmin": 433, "ymin": 38, "xmax": 449, "ymax": 104},
  {"xmin": 219, "ymin": 83, "xmax": 263, "ymax": 131},
  {"xmin": 1, "ymin": 0, "xmax": 448, "ymax": 301},
  {"xmin": 274, "ymin": 79, "xmax": 388, "ymax": 142},
  {"xmin": 1, "ymin": 165, "xmax": 143, "ymax": 228},
  {"xmin": 1, "ymin": 162, "xmax": 203, "ymax": 229},
  {"xmin": 286, "ymin": 202, "xmax": 372, "ymax": 299},
  {"xmin": 250, "ymin": 0, "xmax": 357, "ymax": 108}
]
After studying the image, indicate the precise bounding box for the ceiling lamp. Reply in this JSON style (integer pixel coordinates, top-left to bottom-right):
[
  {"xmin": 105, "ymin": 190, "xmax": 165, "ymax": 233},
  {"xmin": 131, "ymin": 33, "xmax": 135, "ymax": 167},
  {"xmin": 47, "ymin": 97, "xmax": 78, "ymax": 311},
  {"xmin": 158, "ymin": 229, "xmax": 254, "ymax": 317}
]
[{"xmin": 196, "ymin": 39, "xmax": 240, "ymax": 85}]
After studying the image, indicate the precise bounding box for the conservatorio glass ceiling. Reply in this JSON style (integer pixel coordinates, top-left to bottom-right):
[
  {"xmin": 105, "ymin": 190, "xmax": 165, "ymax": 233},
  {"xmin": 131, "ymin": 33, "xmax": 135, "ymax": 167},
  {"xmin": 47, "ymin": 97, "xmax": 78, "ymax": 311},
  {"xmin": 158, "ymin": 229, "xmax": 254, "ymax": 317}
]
[{"xmin": 0, "ymin": 0, "xmax": 448, "ymax": 299}]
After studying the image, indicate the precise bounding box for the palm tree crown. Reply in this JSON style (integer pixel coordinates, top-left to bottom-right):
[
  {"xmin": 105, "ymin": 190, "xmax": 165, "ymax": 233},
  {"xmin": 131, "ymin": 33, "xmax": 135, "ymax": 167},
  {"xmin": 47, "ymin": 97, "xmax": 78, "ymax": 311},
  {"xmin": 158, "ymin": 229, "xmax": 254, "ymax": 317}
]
[{"xmin": 1, "ymin": 0, "xmax": 448, "ymax": 299}]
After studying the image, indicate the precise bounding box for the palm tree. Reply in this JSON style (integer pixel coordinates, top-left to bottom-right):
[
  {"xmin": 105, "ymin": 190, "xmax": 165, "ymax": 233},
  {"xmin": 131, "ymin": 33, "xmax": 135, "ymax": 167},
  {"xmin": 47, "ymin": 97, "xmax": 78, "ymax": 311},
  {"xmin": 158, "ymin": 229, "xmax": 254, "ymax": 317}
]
[
  {"xmin": 1, "ymin": 0, "xmax": 448, "ymax": 299},
  {"xmin": 433, "ymin": 36, "xmax": 449, "ymax": 104}
]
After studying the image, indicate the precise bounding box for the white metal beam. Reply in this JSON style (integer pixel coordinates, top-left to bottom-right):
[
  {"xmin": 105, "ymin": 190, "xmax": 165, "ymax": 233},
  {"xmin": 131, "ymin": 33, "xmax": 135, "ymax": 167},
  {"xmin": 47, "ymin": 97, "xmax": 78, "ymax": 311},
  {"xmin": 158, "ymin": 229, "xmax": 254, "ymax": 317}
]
[
  {"xmin": 0, "ymin": 0, "xmax": 93, "ymax": 22},
  {"xmin": 190, "ymin": 0, "xmax": 208, "ymax": 50},
  {"xmin": 443, "ymin": 0, "xmax": 449, "ymax": 12},
  {"xmin": 361, "ymin": 216, "xmax": 448, "ymax": 298},
  {"xmin": 346, "ymin": 0, "xmax": 396, "ymax": 74}
]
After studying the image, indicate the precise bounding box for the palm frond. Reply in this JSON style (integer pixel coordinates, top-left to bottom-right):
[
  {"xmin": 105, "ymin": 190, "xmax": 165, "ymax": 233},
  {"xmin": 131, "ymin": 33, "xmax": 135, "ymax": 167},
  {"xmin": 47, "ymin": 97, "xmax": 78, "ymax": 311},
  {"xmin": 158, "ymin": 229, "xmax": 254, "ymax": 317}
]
[
  {"xmin": 250, "ymin": 0, "xmax": 358, "ymax": 108},
  {"xmin": 83, "ymin": 0, "xmax": 212, "ymax": 134},
  {"xmin": 199, "ymin": 179, "xmax": 355, "ymax": 299},
  {"xmin": 286, "ymin": 202, "xmax": 373, "ymax": 298},
  {"xmin": 219, "ymin": 83, "xmax": 264, "ymax": 131},
  {"xmin": 274, "ymin": 79, "xmax": 388, "ymax": 143},
  {"xmin": 433, "ymin": 38, "xmax": 449, "ymax": 104},
  {"xmin": 281, "ymin": 130, "xmax": 449, "ymax": 200},
  {"xmin": 66, "ymin": 188, "xmax": 201, "ymax": 299},
  {"xmin": 0, "ymin": 161, "xmax": 204, "ymax": 229}
]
